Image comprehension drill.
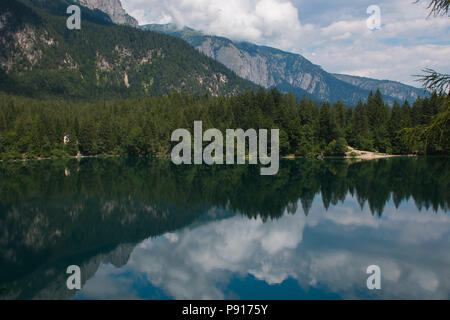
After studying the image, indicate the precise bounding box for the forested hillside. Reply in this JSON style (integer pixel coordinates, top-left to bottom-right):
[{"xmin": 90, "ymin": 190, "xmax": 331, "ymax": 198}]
[
  {"xmin": 0, "ymin": 89, "xmax": 448, "ymax": 161},
  {"xmin": 0, "ymin": 0, "xmax": 256, "ymax": 100}
]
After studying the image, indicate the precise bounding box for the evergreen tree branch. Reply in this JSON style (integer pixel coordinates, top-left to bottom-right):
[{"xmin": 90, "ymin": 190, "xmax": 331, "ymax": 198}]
[
  {"xmin": 415, "ymin": 68, "xmax": 450, "ymax": 96},
  {"xmin": 415, "ymin": 0, "xmax": 450, "ymax": 17}
]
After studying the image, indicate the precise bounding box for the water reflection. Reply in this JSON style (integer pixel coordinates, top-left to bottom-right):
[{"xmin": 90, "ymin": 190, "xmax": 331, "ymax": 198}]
[{"xmin": 0, "ymin": 158, "xmax": 449, "ymax": 299}]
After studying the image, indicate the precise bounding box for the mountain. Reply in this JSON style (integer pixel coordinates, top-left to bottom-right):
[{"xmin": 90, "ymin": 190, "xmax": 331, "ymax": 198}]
[
  {"xmin": 332, "ymin": 73, "xmax": 425, "ymax": 103},
  {"xmin": 73, "ymin": 0, "xmax": 138, "ymax": 27},
  {"xmin": 0, "ymin": 0, "xmax": 256, "ymax": 100},
  {"xmin": 142, "ymin": 23, "xmax": 427, "ymax": 105}
]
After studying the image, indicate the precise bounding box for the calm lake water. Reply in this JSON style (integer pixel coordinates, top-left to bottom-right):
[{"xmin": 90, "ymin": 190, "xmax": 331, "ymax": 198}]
[{"xmin": 0, "ymin": 158, "xmax": 449, "ymax": 300}]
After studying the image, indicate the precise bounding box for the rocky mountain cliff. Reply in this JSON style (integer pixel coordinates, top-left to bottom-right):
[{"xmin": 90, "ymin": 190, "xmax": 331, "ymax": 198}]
[
  {"xmin": 74, "ymin": 0, "xmax": 138, "ymax": 27},
  {"xmin": 143, "ymin": 23, "xmax": 427, "ymax": 105}
]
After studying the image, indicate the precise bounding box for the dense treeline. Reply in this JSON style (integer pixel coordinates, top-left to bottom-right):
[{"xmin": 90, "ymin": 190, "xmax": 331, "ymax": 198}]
[{"xmin": 0, "ymin": 89, "xmax": 448, "ymax": 161}]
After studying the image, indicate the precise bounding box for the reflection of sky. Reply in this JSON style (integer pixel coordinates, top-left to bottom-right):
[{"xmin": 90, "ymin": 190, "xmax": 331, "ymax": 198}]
[{"xmin": 75, "ymin": 194, "xmax": 450, "ymax": 300}]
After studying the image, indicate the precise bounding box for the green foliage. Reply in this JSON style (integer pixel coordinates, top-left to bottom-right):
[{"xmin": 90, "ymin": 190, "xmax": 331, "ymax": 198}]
[
  {"xmin": 325, "ymin": 138, "xmax": 348, "ymax": 156},
  {"xmin": 401, "ymin": 98, "xmax": 450, "ymax": 154}
]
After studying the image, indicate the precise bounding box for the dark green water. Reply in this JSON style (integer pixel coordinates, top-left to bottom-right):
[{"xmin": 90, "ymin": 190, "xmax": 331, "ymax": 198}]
[{"xmin": 0, "ymin": 157, "xmax": 449, "ymax": 300}]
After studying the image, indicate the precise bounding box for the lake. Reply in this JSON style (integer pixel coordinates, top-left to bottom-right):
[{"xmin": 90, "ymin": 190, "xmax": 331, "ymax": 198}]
[{"xmin": 0, "ymin": 157, "xmax": 449, "ymax": 300}]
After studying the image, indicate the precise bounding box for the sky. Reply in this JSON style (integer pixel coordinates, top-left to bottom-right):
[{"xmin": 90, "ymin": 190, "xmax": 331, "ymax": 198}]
[{"xmin": 121, "ymin": 0, "xmax": 450, "ymax": 86}]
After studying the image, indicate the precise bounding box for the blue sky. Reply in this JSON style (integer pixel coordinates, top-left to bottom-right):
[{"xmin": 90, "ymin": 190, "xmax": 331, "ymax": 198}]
[{"xmin": 121, "ymin": 0, "xmax": 450, "ymax": 86}]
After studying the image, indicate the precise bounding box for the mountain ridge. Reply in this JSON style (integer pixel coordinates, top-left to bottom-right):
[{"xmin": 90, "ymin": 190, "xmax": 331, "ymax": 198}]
[
  {"xmin": 332, "ymin": 73, "xmax": 425, "ymax": 102},
  {"xmin": 142, "ymin": 23, "xmax": 427, "ymax": 105}
]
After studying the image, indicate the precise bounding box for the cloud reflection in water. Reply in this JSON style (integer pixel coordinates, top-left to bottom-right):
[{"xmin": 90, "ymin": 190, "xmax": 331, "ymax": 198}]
[{"xmin": 77, "ymin": 195, "xmax": 450, "ymax": 300}]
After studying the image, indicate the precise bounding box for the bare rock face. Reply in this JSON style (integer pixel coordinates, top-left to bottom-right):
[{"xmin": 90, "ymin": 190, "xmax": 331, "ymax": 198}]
[
  {"xmin": 196, "ymin": 38, "xmax": 329, "ymax": 97},
  {"xmin": 75, "ymin": 0, "xmax": 138, "ymax": 27}
]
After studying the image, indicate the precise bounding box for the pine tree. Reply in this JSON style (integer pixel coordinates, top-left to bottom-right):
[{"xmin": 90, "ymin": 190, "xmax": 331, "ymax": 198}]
[{"xmin": 319, "ymin": 102, "xmax": 332, "ymax": 145}]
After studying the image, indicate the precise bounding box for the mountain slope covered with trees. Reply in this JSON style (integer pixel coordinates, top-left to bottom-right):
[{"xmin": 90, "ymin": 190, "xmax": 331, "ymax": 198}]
[{"xmin": 0, "ymin": 0, "xmax": 256, "ymax": 100}]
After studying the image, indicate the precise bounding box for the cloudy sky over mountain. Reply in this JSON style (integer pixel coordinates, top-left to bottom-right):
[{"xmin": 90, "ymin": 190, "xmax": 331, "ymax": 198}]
[{"xmin": 121, "ymin": 0, "xmax": 450, "ymax": 86}]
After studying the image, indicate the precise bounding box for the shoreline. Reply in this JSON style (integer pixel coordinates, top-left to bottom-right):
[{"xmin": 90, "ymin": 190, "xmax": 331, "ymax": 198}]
[
  {"xmin": 0, "ymin": 152, "xmax": 422, "ymax": 164},
  {"xmin": 282, "ymin": 146, "xmax": 416, "ymax": 160},
  {"xmin": 282, "ymin": 154, "xmax": 411, "ymax": 160}
]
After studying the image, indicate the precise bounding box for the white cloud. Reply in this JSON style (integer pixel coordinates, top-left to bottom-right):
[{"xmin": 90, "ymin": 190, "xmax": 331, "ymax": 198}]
[{"xmin": 122, "ymin": 0, "xmax": 303, "ymax": 45}]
